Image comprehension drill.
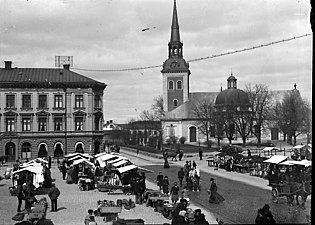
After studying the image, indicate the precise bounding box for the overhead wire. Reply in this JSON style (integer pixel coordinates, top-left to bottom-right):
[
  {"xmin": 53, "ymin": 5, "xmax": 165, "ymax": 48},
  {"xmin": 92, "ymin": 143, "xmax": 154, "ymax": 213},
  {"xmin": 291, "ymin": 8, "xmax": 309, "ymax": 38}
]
[{"xmin": 72, "ymin": 33, "xmax": 312, "ymax": 73}]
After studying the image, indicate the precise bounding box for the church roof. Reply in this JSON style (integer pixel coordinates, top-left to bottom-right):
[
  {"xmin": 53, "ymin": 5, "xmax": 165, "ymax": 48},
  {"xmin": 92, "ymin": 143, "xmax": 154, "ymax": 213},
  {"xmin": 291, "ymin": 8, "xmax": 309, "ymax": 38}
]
[
  {"xmin": 163, "ymin": 92, "xmax": 218, "ymax": 120},
  {"xmin": 215, "ymin": 88, "xmax": 250, "ymax": 108}
]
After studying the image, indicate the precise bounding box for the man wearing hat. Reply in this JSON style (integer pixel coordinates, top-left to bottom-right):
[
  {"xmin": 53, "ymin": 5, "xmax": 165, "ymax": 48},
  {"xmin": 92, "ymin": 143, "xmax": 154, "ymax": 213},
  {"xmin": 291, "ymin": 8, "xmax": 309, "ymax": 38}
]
[{"xmin": 255, "ymin": 204, "xmax": 275, "ymax": 224}]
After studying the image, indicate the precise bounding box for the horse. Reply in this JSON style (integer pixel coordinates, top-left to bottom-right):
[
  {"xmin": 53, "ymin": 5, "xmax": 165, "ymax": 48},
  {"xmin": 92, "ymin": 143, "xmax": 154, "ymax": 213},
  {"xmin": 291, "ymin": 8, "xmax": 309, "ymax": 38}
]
[
  {"xmin": 167, "ymin": 151, "xmax": 179, "ymax": 161},
  {"xmin": 189, "ymin": 168, "xmax": 200, "ymax": 191}
]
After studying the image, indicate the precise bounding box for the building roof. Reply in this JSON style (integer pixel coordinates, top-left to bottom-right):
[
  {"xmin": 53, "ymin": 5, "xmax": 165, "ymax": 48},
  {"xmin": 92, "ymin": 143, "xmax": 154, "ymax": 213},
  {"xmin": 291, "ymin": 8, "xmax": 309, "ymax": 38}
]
[
  {"xmin": 163, "ymin": 92, "xmax": 218, "ymax": 120},
  {"xmin": 125, "ymin": 120, "xmax": 161, "ymax": 130},
  {"xmin": 0, "ymin": 66, "xmax": 106, "ymax": 89},
  {"xmin": 215, "ymin": 88, "xmax": 250, "ymax": 108}
]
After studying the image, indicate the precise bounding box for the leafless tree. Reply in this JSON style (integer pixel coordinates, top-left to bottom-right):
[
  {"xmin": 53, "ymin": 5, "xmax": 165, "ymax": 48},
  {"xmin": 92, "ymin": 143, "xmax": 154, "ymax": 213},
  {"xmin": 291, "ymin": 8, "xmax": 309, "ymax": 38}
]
[
  {"xmin": 245, "ymin": 83, "xmax": 273, "ymax": 147},
  {"xmin": 272, "ymin": 89, "xmax": 311, "ymax": 145},
  {"xmin": 192, "ymin": 99, "xmax": 215, "ymax": 144}
]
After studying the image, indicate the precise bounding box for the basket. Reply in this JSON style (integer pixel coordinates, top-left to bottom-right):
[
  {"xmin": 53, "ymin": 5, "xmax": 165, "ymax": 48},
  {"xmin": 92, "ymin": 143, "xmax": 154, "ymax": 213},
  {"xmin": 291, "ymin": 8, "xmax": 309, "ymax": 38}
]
[{"xmin": 99, "ymin": 206, "xmax": 122, "ymax": 213}]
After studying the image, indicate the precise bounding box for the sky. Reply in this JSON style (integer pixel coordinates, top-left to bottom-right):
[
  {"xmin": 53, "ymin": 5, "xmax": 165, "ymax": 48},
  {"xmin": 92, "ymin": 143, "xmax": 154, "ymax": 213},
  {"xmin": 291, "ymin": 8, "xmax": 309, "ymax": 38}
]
[{"xmin": 0, "ymin": 0, "xmax": 312, "ymax": 124}]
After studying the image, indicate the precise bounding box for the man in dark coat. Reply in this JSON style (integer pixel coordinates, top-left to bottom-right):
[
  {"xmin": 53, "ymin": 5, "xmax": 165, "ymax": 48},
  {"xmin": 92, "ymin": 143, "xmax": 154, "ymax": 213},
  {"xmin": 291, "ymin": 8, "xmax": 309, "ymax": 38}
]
[
  {"xmin": 16, "ymin": 179, "xmax": 25, "ymax": 212},
  {"xmin": 48, "ymin": 184, "xmax": 60, "ymax": 212},
  {"xmin": 178, "ymin": 168, "xmax": 185, "ymax": 187},
  {"xmin": 199, "ymin": 149, "xmax": 203, "ymax": 160},
  {"xmin": 156, "ymin": 172, "xmax": 163, "ymax": 190}
]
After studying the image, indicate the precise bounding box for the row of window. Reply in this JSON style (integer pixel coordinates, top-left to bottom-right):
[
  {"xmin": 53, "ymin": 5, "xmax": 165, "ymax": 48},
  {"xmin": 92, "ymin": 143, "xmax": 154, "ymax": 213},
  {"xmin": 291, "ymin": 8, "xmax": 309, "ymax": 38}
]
[
  {"xmin": 168, "ymin": 80, "xmax": 182, "ymax": 90},
  {"xmin": 3, "ymin": 93, "xmax": 102, "ymax": 110},
  {"xmin": 3, "ymin": 115, "xmax": 101, "ymax": 132}
]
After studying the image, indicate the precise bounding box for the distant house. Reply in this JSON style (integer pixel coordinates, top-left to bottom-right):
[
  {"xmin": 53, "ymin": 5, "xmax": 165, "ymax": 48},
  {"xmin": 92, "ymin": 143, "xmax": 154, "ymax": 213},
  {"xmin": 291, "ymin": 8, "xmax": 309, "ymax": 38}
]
[{"xmin": 104, "ymin": 120, "xmax": 161, "ymax": 148}]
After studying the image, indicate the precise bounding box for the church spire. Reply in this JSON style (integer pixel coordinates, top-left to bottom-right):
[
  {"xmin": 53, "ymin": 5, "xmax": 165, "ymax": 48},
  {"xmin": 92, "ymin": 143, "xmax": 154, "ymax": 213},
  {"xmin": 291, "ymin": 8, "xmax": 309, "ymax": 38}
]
[
  {"xmin": 168, "ymin": 0, "xmax": 183, "ymax": 59},
  {"xmin": 170, "ymin": 0, "xmax": 180, "ymax": 43}
]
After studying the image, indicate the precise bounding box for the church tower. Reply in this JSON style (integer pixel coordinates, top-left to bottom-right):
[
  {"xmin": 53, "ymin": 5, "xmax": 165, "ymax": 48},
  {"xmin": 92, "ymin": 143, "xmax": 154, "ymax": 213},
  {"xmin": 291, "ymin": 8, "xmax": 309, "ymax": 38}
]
[{"xmin": 161, "ymin": 0, "xmax": 190, "ymax": 112}]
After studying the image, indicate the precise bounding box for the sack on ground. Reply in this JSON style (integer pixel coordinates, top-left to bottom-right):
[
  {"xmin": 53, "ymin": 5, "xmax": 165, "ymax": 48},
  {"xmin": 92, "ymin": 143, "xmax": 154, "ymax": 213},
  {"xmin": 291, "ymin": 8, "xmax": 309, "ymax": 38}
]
[{"xmin": 12, "ymin": 212, "xmax": 25, "ymax": 221}]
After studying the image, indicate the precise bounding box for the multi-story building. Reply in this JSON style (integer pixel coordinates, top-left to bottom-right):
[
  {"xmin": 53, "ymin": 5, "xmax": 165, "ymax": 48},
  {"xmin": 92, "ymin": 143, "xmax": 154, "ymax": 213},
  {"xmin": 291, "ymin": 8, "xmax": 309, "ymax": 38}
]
[{"xmin": 0, "ymin": 61, "xmax": 107, "ymax": 161}]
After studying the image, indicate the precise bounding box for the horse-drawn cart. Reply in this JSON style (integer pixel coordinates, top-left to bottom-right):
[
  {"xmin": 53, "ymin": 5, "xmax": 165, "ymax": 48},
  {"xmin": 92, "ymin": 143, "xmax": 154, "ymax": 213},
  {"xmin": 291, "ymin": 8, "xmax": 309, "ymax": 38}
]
[
  {"xmin": 271, "ymin": 181, "xmax": 310, "ymax": 206},
  {"xmin": 271, "ymin": 182, "xmax": 296, "ymax": 204}
]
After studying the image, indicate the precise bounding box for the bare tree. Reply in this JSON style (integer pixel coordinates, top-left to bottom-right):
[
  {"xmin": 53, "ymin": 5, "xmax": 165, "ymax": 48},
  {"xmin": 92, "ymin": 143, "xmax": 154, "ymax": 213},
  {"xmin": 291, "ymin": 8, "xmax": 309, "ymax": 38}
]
[
  {"xmin": 245, "ymin": 83, "xmax": 273, "ymax": 147},
  {"xmin": 233, "ymin": 109, "xmax": 252, "ymax": 146},
  {"xmin": 273, "ymin": 89, "xmax": 310, "ymax": 145},
  {"xmin": 192, "ymin": 99, "xmax": 215, "ymax": 144}
]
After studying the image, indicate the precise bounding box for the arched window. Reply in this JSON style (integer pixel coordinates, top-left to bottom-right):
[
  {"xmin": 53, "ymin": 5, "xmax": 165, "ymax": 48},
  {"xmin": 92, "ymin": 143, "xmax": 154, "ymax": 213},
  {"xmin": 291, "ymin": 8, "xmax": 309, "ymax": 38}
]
[
  {"xmin": 177, "ymin": 80, "xmax": 182, "ymax": 89},
  {"xmin": 173, "ymin": 99, "xmax": 178, "ymax": 107},
  {"xmin": 168, "ymin": 81, "xmax": 174, "ymax": 90}
]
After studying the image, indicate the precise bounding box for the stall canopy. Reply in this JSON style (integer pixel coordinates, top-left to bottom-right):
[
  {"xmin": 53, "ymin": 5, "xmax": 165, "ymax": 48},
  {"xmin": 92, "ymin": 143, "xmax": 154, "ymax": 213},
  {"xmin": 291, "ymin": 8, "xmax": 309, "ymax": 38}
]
[
  {"xmin": 117, "ymin": 164, "xmax": 137, "ymax": 174},
  {"xmin": 68, "ymin": 155, "xmax": 86, "ymax": 162},
  {"xmin": 112, "ymin": 160, "xmax": 130, "ymax": 168},
  {"xmin": 261, "ymin": 147, "xmax": 280, "ymax": 152},
  {"xmin": 65, "ymin": 153, "xmax": 92, "ymax": 159},
  {"xmin": 290, "ymin": 159, "xmax": 312, "ymax": 167},
  {"xmin": 263, "ymin": 155, "xmax": 288, "ymax": 164},
  {"xmin": 72, "ymin": 158, "xmax": 95, "ymax": 167},
  {"xmin": 207, "ymin": 151, "xmax": 221, "ymax": 158},
  {"xmin": 137, "ymin": 166, "xmax": 154, "ymax": 173},
  {"xmin": 107, "ymin": 156, "xmax": 128, "ymax": 165},
  {"xmin": 13, "ymin": 164, "xmax": 44, "ymax": 188},
  {"xmin": 94, "ymin": 152, "xmax": 108, "ymax": 158}
]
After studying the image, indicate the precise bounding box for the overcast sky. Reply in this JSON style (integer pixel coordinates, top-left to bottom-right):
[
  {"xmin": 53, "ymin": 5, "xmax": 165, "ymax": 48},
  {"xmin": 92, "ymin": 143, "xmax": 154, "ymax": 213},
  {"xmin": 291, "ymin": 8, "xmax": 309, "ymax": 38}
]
[{"xmin": 0, "ymin": 0, "xmax": 312, "ymax": 124}]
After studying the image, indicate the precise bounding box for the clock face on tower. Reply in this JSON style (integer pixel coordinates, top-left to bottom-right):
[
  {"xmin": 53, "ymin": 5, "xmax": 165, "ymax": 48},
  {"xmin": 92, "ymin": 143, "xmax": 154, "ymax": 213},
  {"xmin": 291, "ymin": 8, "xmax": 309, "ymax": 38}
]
[{"xmin": 171, "ymin": 61, "xmax": 179, "ymax": 68}]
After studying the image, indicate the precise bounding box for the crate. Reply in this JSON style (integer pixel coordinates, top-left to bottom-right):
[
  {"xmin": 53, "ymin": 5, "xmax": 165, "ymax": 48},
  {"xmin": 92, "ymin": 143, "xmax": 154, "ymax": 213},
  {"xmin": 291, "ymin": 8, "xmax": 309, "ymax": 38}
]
[
  {"xmin": 99, "ymin": 206, "xmax": 122, "ymax": 213},
  {"xmin": 28, "ymin": 212, "xmax": 45, "ymax": 220}
]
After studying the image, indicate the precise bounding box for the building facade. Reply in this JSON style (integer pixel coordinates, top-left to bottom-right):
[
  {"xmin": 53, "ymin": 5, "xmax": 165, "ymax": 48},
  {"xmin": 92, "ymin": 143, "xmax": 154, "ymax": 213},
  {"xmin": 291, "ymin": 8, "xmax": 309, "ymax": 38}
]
[{"xmin": 0, "ymin": 61, "xmax": 107, "ymax": 161}]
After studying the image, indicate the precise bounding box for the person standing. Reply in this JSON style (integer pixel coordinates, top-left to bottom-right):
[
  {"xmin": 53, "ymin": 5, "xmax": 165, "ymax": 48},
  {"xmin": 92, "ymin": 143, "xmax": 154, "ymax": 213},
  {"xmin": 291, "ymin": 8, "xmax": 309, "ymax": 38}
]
[
  {"xmin": 208, "ymin": 178, "xmax": 224, "ymax": 204},
  {"xmin": 178, "ymin": 168, "xmax": 185, "ymax": 187},
  {"xmin": 24, "ymin": 180, "xmax": 36, "ymax": 212},
  {"xmin": 156, "ymin": 172, "xmax": 164, "ymax": 191},
  {"xmin": 192, "ymin": 161, "xmax": 197, "ymax": 169},
  {"xmin": 199, "ymin": 149, "xmax": 203, "ymax": 160},
  {"xmin": 170, "ymin": 182, "xmax": 180, "ymax": 204},
  {"xmin": 48, "ymin": 156, "xmax": 52, "ymax": 169},
  {"xmin": 16, "ymin": 179, "xmax": 25, "ymax": 212},
  {"xmin": 48, "ymin": 183, "xmax": 60, "ymax": 212},
  {"xmin": 179, "ymin": 150, "xmax": 184, "ymax": 161},
  {"xmin": 60, "ymin": 160, "xmax": 67, "ymax": 180},
  {"xmin": 162, "ymin": 176, "xmax": 169, "ymax": 195}
]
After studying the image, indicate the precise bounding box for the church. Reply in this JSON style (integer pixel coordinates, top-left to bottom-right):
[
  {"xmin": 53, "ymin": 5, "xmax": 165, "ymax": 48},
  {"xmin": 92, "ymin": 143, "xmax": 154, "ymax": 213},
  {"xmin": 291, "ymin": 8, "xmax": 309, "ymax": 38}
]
[{"xmin": 160, "ymin": 0, "xmax": 291, "ymax": 144}]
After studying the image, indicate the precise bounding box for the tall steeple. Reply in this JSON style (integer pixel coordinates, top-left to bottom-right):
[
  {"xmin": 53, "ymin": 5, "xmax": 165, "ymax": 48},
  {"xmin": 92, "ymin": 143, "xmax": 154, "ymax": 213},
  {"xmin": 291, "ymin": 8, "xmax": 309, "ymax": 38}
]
[
  {"xmin": 170, "ymin": 0, "xmax": 180, "ymax": 43},
  {"xmin": 161, "ymin": 0, "xmax": 190, "ymax": 112}
]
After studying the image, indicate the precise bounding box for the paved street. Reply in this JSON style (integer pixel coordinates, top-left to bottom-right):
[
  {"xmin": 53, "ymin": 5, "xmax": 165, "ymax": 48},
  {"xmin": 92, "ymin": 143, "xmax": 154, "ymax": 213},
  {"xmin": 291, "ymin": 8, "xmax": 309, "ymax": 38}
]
[
  {"xmin": 0, "ymin": 148, "xmax": 311, "ymax": 225},
  {"xmin": 120, "ymin": 147, "xmax": 311, "ymax": 224}
]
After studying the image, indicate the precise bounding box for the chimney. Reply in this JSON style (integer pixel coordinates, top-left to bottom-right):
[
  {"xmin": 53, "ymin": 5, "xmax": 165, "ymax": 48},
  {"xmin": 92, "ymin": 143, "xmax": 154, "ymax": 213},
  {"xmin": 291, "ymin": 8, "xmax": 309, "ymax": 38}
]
[
  {"xmin": 4, "ymin": 61, "xmax": 12, "ymax": 70},
  {"xmin": 109, "ymin": 120, "xmax": 113, "ymax": 123},
  {"xmin": 63, "ymin": 64, "xmax": 70, "ymax": 70}
]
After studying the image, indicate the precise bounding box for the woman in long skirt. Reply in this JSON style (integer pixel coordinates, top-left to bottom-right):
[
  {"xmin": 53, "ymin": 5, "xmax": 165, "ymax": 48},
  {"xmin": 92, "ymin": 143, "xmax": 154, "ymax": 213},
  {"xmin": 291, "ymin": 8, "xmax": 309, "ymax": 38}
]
[{"xmin": 208, "ymin": 178, "xmax": 224, "ymax": 204}]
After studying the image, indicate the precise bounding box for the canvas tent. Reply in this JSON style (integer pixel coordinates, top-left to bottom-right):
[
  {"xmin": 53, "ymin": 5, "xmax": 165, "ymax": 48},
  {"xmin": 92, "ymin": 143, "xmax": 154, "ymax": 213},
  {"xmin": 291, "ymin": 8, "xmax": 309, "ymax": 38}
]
[
  {"xmin": 13, "ymin": 164, "xmax": 44, "ymax": 188},
  {"xmin": 263, "ymin": 155, "xmax": 288, "ymax": 164},
  {"xmin": 112, "ymin": 160, "xmax": 130, "ymax": 168},
  {"xmin": 72, "ymin": 158, "xmax": 95, "ymax": 167},
  {"xmin": 117, "ymin": 164, "xmax": 137, "ymax": 174}
]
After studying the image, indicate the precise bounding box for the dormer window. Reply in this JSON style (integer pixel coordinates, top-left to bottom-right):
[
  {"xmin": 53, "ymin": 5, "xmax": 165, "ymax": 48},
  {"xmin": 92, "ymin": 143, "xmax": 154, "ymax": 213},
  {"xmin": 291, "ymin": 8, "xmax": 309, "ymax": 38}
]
[{"xmin": 168, "ymin": 81, "xmax": 174, "ymax": 90}]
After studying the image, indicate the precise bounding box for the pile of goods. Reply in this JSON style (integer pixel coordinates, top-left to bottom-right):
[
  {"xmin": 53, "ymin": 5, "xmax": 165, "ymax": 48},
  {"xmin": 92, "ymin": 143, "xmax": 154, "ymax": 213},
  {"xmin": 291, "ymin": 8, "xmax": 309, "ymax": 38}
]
[
  {"xmin": 28, "ymin": 197, "xmax": 48, "ymax": 220},
  {"xmin": 96, "ymin": 200, "xmax": 122, "ymax": 215}
]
